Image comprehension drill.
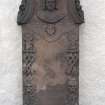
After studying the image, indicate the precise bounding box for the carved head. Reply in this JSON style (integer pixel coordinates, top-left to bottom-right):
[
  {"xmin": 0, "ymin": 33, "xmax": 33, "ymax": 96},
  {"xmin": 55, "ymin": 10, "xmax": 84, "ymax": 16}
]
[{"xmin": 44, "ymin": 0, "xmax": 56, "ymax": 11}]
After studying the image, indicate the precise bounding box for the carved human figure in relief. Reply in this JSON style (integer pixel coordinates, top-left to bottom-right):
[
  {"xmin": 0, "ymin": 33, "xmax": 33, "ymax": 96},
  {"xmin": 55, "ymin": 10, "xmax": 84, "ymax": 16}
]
[{"xmin": 44, "ymin": 0, "xmax": 56, "ymax": 11}]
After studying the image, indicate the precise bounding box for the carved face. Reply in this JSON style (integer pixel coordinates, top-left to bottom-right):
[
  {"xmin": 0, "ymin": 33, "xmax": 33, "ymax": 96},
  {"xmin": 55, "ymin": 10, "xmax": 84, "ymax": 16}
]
[{"xmin": 45, "ymin": 0, "xmax": 56, "ymax": 11}]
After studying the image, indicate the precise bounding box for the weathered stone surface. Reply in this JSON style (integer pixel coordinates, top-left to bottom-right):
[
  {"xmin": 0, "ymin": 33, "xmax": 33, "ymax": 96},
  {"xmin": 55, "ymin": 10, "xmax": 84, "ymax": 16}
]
[{"xmin": 17, "ymin": 0, "xmax": 84, "ymax": 105}]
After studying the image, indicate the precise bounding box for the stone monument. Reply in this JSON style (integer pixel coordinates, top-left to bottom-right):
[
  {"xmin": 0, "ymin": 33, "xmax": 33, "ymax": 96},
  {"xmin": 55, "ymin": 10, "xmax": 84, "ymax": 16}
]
[{"xmin": 17, "ymin": 0, "xmax": 84, "ymax": 105}]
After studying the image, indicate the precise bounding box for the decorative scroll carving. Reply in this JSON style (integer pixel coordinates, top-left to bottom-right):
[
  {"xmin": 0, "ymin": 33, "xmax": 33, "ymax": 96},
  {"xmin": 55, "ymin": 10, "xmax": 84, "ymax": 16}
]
[
  {"xmin": 68, "ymin": 0, "xmax": 84, "ymax": 24},
  {"xmin": 17, "ymin": 0, "xmax": 34, "ymax": 25},
  {"xmin": 75, "ymin": 0, "xmax": 84, "ymax": 22}
]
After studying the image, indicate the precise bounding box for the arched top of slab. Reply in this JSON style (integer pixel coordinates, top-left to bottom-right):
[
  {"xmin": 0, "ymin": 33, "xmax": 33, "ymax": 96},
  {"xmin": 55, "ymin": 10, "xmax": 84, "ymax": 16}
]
[{"xmin": 17, "ymin": 0, "xmax": 84, "ymax": 25}]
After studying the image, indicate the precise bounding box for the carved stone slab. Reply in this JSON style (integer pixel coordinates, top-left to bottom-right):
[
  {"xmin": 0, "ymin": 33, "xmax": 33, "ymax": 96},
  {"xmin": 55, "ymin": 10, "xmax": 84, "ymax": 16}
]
[{"xmin": 17, "ymin": 0, "xmax": 84, "ymax": 105}]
